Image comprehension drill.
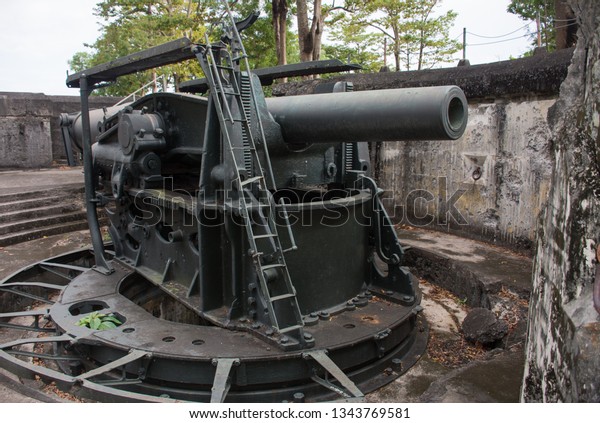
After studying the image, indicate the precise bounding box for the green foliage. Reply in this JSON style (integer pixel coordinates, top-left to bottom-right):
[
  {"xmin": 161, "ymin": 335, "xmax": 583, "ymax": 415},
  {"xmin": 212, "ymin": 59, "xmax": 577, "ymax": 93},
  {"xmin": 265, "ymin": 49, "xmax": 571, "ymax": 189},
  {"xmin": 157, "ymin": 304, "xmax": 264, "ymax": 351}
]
[
  {"xmin": 69, "ymin": 0, "xmax": 284, "ymax": 96},
  {"xmin": 507, "ymin": 0, "xmax": 556, "ymax": 51},
  {"xmin": 335, "ymin": 0, "xmax": 461, "ymax": 71},
  {"xmin": 324, "ymin": 15, "xmax": 384, "ymax": 72},
  {"xmin": 76, "ymin": 311, "xmax": 123, "ymax": 330}
]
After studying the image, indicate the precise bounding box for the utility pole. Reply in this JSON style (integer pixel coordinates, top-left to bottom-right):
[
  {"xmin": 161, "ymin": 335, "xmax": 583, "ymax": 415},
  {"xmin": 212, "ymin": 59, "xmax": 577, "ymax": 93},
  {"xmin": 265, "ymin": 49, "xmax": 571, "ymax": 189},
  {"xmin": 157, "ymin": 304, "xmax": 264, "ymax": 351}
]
[
  {"xmin": 463, "ymin": 27, "xmax": 467, "ymax": 60},
  {"xmin": 536, "ymin": 11, "xmax": 542, "ymax": 47},
  {"xmin": 383, "ymin": 38, "xmax": 387, "ymax": 67}
]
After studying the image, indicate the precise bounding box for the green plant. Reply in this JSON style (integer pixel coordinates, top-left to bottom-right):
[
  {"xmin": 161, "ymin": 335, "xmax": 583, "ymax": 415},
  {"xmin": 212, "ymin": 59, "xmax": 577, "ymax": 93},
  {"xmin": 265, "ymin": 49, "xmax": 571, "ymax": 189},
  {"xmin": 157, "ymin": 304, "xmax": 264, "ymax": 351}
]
[
  {"xmin": 76, "ymin": 312, "xmax": 122, "ymax": 330},
  {"xmin": 456, "ymin": 297, "xmax": 468, "ymax": 306}
]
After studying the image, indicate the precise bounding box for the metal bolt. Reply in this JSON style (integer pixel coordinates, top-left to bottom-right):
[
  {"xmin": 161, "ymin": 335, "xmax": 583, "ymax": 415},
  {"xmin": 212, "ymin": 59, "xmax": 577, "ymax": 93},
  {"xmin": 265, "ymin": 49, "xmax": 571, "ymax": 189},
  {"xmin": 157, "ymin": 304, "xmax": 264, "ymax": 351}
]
[
  {"xmin": 403, "ymin": 295, "xmax": 412, "ymax": 302},
  {"xmin": 309, "ymin": 312, "xmax": 318, "ymax": 318},
  {"xmin": 280, "ymin": 336, "xmax": 289, "ymax": 344},
  {"xmin": 385, "ymin": 290, "xmax": 394, "ymax": 295},
  {"xmin": 266, "ymin": 329, "xmax": 274, "ymax": 336},
  {"xmin": 251, "ymin": 323, "xmax": 260, "ymax": 329},
  {"xmin": 303, "ymin": 332, "xmax": 313, "ymax": 340},
  {"xmin": 293, "ymin": 392, "xmax": 305, "ymax": 403}
]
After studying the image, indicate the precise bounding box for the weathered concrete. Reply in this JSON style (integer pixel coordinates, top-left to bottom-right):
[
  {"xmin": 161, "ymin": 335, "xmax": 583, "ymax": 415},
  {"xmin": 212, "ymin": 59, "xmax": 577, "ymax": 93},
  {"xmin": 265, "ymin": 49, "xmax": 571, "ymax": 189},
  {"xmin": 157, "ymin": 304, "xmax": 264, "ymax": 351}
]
[
  {"xmin": 0, "ymin": 168, "xmax": 90, "ymax": 246},
  {"xmin": 522, "ymin": 0, "xmax": 600, "ymax": 403},
  {"xmin": 400, "ymin": 229, "xmax": 532, "ymax": 308},
  {"xmin": 0, "ymin": 92, "xmax": 118, "ymax": 168},
  {"xmin": 0, "ymin": 167, "xmax": 83, "ymax": 194},
  {"xmin": 419, "ymin": 349, "xmax": 524, "ymax": 403},
  {"xmin": 367, "ymin": 228, "xmax": 531, "ymax": 402},
  {"xmin": 380, "ymin": 99, "xmax": 554, "ymax": 252}
]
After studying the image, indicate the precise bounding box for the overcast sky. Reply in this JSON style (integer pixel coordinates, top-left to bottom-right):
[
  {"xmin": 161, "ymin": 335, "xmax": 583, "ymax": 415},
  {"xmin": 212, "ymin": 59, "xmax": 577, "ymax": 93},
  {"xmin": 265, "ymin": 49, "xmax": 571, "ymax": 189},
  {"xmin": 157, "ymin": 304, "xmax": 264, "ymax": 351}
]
[{"xmin": 0, "ymin": 0, "xmax": 535, "ymax": 96}]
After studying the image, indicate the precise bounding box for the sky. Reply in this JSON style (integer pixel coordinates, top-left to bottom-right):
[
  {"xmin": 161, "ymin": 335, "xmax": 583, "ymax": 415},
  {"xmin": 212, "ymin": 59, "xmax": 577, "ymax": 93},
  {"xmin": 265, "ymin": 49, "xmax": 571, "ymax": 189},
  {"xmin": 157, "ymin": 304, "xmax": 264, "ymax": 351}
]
[{"xmin": 0, "ymin": 0, "xmax": 535, "ymax": 96}]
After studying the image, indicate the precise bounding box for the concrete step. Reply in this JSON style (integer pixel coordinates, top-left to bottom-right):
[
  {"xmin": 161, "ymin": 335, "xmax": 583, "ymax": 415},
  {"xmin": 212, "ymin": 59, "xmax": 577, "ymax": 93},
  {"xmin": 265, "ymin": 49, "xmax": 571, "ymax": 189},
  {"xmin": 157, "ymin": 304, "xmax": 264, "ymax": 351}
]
[
  {"xmin": 0, "ymin": 211, "xmax": 88, "ymax": 236},
  {"xmin": 0, "ymin": 196, "xmax": 65, "ymax": 214},
  {"xmin": 0, "ymin": 204, "xmax": 82, "ymax": 224},
  {"xmin": 0, "ymin": 220, "xmax": 92, "ymax": 248},
  {"xmin": 0, "ymin": 190, "xmax": 58, "ymax": 204}
]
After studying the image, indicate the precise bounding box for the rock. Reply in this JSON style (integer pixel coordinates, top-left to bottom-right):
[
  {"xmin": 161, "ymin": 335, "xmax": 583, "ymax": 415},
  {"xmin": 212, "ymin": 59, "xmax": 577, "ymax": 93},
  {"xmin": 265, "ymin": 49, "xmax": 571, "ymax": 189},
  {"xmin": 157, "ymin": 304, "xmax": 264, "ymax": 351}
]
[{"xmin": 461, "ymin": 308, "xmax": 508, "ymax": 346}]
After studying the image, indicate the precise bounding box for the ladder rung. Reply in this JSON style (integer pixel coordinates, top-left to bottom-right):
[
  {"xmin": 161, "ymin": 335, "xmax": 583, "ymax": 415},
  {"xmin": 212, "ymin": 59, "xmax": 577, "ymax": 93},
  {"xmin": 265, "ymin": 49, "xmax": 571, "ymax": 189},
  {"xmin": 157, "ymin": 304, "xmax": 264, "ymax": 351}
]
[
  {"xmin": 231, "ymin": 55, "xmax": 248, "ymax": 61},
  {"xmin": 270, "ymin": 293, "xmax": 295, "ymax": 302},
  {"xmin": 231, "ymin": 146, "xmax": 252, "ymax": 151},
  {"xmin": 254, "ymin": 233, "xmax": 277, "ymax": 239},
  {"xmin": 240, "ymin": 176, "xmax": 263, "ymax": 186},
  {"xmin": 215, "ymin": 88, "xmax": 241, "ymax": 96},
  {"xmin": 278, "ymin": 324, "xmax": 303, "ymax": 334},
  {"xmin": 261, "ymin": 263, "xmax": 285, "ymax": 271},
  {"xmin": 216, "ymin": 64, "xmax": 235, "ymax": 71},
  {"xmin": 247, "ymin": 203, "xmax": 270, "ymax": 209}
]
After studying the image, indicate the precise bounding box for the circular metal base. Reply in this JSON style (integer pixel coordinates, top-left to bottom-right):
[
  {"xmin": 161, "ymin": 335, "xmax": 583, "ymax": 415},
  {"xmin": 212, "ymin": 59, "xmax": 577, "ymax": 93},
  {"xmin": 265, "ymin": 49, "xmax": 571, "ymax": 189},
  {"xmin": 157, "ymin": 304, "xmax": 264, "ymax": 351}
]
[{"xmin": 0, "ymin": 248, "xmax": 427, "ymax": 402}]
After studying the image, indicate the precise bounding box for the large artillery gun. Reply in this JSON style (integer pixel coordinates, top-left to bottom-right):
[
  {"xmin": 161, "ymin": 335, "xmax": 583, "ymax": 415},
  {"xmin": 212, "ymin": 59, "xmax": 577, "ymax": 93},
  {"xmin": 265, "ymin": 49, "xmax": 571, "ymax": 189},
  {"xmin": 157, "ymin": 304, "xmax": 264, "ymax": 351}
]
[{"xmin": 0, "ymin": 7, "xmax": 467, "ymax": 402}]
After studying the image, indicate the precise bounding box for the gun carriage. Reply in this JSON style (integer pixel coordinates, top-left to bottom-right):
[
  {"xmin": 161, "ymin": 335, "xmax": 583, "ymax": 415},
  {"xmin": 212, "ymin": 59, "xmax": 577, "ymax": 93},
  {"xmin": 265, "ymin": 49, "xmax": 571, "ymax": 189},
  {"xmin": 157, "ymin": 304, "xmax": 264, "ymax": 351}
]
[{"xmin": 0, "ymin": 7, "xmax": 467, "ymax": 402}]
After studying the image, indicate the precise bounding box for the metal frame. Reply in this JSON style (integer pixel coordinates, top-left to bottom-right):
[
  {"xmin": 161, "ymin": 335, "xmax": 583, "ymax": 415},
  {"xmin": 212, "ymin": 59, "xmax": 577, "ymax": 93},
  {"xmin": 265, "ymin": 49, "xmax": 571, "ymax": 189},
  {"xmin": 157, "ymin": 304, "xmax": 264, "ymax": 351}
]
[{"xmin": 0, "ymin": 249, "xmax": 427, "ymax": 402}]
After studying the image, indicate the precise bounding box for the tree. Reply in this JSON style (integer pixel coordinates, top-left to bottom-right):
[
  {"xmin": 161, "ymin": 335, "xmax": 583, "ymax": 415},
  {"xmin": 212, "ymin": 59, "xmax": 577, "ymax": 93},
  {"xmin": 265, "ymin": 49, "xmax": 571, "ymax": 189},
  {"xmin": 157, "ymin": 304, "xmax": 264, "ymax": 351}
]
[
  {"xmin": 70, "ymin": 0, "xmax": 216, "ymax": 96},
  {"xmin": 295, "ymin": 1, "xmax": 349, "ymax": 62},
  {"xmin": 324, "ymin": 16, "xmax": 384, "ymax": 72},
  {"xmin": 507, "ymin": 0, "xmax": 556, "ymax": 51},
  {"xmin": 342, "ymin": 0, "xmax": 460, "ymax": 71},
  {"xmin": 272, "ymin": 0, "xmax": 289, "ymax": 65},
  {"xmin": 69, "ymin": 0, "xmax": 279, "ymax": 96}
]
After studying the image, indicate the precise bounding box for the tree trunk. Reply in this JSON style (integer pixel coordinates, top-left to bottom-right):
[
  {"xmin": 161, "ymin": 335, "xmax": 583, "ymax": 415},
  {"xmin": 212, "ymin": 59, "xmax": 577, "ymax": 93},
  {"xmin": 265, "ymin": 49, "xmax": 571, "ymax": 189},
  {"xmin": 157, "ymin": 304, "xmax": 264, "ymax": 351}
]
[
  {"xmin": 522, "ymin": 0, "xmax": 600, "ymax": 402},
  {"xmin": 296, "ymin": 0, "xmax": 325, "ymax": 63},
  {"xmin": 272, "ymin": 0, "xmax": 288, "ymax": 66},
  {"xmin": 312, "ymin": 0, "xmax": 324, "ymax": 61},
  {"xmin": 418, "ymin": 28, "xmax": 425, "ymax": 70},
  {"xmin": 296, "ymin": 0, "xmax": 313, "ymax": 62},
  {"xmin": 554, "ymin": 0, "xmax": 577, "ymax": 49}
]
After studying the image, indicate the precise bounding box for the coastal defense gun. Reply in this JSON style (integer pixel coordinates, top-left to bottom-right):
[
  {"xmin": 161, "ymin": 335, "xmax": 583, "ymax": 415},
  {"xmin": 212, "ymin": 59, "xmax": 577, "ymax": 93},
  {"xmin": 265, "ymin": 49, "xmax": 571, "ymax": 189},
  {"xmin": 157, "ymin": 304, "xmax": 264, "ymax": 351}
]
[{"xmin": 51, "ymin": 8, "xmax": 467, "ymax": 402}]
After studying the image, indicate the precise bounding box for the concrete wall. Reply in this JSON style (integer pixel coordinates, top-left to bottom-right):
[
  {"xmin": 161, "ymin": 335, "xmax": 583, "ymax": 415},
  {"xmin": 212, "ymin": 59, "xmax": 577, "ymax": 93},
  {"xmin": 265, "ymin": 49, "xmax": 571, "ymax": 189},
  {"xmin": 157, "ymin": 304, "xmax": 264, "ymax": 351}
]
[
  {"xmin": 0, "ymin": 92, "xmax": 118, "ymax": 168},
  {"xmin": 378, "ymin": 98, "xmax": 554, "ymax": 252}
]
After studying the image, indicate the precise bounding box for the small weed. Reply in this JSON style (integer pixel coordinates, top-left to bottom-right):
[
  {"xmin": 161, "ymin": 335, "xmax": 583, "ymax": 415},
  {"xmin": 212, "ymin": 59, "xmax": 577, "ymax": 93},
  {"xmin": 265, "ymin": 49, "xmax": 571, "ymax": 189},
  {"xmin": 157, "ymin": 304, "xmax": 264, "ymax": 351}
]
[{"xmin": 76, "ymin": 311, "xmax": 122, "ymax": 330}]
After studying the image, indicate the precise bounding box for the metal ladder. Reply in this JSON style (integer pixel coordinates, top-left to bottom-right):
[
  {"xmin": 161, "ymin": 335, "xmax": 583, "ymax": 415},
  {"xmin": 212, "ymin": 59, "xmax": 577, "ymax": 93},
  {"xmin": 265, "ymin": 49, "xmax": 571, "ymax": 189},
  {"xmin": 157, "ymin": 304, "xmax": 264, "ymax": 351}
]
[{"xmin": 196, "ymin": 10, "xmax": 305, "ymax": 346}]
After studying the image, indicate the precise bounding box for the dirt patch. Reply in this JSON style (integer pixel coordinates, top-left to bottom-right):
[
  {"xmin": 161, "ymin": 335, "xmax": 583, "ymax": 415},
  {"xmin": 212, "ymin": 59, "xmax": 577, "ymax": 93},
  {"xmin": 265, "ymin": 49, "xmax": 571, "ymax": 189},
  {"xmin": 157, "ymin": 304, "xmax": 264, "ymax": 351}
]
[{"xmin": 427, "ymin": 332, "xmax": 488, "ymax": 368}]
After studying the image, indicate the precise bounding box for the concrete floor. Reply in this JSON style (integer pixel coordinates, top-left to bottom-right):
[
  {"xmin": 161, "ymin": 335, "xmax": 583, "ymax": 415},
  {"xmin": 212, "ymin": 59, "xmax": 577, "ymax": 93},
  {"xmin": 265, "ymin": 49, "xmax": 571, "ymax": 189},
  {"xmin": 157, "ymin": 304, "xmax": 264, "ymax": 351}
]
[{"xmin": 0, "ymin": 167, "xmax": 84, "ymax": 196}]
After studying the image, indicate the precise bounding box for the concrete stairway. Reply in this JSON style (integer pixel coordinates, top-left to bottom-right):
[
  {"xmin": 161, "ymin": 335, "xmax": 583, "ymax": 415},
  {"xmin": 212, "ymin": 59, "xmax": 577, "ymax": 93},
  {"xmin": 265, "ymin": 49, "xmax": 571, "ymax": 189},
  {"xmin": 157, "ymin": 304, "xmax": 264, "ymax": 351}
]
[{"xmin": 0, "ymin": 186, "xmax": 90, "ymax": 247}]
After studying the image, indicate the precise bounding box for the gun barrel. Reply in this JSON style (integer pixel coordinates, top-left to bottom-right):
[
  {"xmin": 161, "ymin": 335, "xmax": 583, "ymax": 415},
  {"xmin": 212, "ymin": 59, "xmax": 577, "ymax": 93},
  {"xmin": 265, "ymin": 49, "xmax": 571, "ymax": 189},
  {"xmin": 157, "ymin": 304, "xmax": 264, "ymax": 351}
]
[{"xmin": 265, "ymin": 85, "xmax": 468, "ymax": 144}]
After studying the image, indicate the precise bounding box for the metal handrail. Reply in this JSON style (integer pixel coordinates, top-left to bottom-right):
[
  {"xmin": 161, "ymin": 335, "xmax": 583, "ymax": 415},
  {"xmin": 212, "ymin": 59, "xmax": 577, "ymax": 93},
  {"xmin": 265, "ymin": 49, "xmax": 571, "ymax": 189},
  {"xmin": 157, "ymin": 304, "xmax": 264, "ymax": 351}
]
[{"xmin": 114, "ymin": 74, "xmax": 166, "ymax": 106}]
